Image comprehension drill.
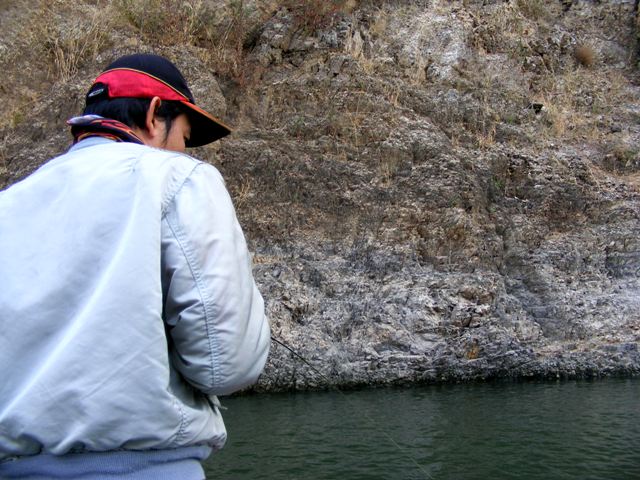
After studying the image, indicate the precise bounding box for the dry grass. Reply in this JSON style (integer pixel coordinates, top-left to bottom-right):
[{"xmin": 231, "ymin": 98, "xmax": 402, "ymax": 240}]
[
  {"xmin": 112, "ymin": 0, "xmax": 268, "ymax": 85},
  {"xmin": 532, "ymin": 68, "xmax": 629, "ymax": 141},
  {"xmin": 0, "ymin": 135, "xmax": 8, "ymax": 178},
  {"xmin": 515, "ymin": 0, "xmax": 548, "ymax": 21},
  {"xmin": 0, "ymin": 2, "xmax": 112, "ymax": 129},
  {"xmin": 604, "ymin": 143, "xmax": 640, "ymax": 173},
  {"xmin": 13, "ymin": 3, "xmax": 113, "ymax": 82},
  {"xmin": 283, "ymin": 0, "xmax": 357, "ymax": 31},
  {"xmin": 114, "ymin": 0, "xmax": 215, "ymax": 45},
  {"xmin": 344, "ymin": 6, "xmax": 390, "ymax": 75},
  {"xmin": 369, "ymin": 8, "xmax": 388, "ymax": 39},
  {"xmin": 42, "ymin": 13, "xmax": 110, "ymax": 81},
  {"xmin": 2, "ymin": 0, "xmax": 636, "ymax": 186},
  {"xmin": 378, "ymin": 155, "xmax": 401, "ymax": 185},
  {"xmin": 147, "ymin": 0, "xmax": 353, "ymax": 86},
  {"xmin": 542, "ymin": 101, "xmax": 568, "ymax": 137},
  {"xmin": 470, "ymin": 3, "xmax": 529, "ymax": 54},
  {"xmin": 476, "ymin": 124, "xmax": 497, "ymax": 149},
  {"xmin": 230, "ymin": 176, "xmax": 255, "ymax": 209},
  {"xmin": 2, "ymin": 89, "xmax": 40, "ymax": 131},
  {"xmin": 461, "ymin": 0, "xmax": 630, "ymax": 151}
]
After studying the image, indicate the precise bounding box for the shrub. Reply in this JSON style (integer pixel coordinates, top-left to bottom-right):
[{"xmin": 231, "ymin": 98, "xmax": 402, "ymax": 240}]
[{"xmin": 574, "ymin": 44, "xmax": 596, "ymax": 68}]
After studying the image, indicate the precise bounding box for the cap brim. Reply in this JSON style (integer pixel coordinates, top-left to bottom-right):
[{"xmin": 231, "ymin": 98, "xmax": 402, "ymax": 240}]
[{"xmin": 181, "ymin": 101, "xmax": 232, "ymax": 147}]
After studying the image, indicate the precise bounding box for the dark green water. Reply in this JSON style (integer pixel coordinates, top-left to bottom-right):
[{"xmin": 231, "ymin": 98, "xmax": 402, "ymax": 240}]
[{"xmin": 204, "ymin": 378, "xmax": 640, "ymax": 480}]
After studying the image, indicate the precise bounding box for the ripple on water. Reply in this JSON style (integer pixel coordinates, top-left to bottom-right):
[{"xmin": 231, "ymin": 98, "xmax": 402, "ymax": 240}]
[{"xmin": 206, "ymin": 379, "xmax": 640, "ymax": 480}]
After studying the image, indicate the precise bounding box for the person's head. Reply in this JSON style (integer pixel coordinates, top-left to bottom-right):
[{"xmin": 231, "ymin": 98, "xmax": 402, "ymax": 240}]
[{"xmin": 82, "ymin": 53, "xmax": 231, "ymax": 152}]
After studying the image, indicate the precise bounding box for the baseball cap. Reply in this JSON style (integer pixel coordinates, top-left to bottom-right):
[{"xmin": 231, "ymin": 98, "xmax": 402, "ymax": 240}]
[{"xmin": 86, "ymin": 53, "xmax": 231, "ymax": 147}]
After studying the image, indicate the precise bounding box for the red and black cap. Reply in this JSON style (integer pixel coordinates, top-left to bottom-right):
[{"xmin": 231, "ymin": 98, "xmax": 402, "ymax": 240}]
[{"xmin": 86, "ymin": 53, "xmax": 231, "ymax": 147}]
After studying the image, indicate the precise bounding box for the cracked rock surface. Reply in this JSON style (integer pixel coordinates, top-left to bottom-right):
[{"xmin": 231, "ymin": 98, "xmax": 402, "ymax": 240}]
[{"xmin": 1, "ymin": 0, "xmax": 639, "ymax": 391}]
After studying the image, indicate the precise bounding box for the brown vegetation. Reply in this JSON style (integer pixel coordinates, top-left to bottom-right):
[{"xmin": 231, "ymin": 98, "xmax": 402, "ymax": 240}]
[{"xmin": 574, "ymin": 44, "xmax": 596, "ymax": 68}]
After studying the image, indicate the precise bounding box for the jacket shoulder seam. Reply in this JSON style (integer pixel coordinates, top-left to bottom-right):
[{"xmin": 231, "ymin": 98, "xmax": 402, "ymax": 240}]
[{"xmin": 155, "ymin": 155, "xmax": 202, "ymax": 217}]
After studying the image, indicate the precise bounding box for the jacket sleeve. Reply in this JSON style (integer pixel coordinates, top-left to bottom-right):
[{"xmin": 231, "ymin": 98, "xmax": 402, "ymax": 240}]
[{"xmin": 161, "ymin": 162, "xmax": 270, "ymax": 396}]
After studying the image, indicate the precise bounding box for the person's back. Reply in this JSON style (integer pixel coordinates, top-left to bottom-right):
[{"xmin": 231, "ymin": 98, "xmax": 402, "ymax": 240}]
[{"xmin": 0, "ymin": 54, "xmax": 270, "ymax": 480}]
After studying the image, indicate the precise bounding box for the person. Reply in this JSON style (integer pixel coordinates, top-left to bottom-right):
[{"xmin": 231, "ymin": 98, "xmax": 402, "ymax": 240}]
[{"xmin": 0, "ymin": 53, "xmax": 270, "ymax": 479}]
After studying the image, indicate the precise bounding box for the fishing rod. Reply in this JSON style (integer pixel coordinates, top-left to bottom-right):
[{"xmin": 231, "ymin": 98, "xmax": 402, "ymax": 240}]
[
  {"xmin": 271, "ymin": 336, "xmax": 334, "ymax": 384},
  {"xmin": 271, "ymin": 335, "xmax": 433, "ymax": 480}
]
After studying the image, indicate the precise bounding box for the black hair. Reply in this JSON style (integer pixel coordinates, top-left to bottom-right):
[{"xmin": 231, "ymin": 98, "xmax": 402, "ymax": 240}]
[{"xmin": 83, "ymin": 87, "xmax": 185, "ymax": 141}]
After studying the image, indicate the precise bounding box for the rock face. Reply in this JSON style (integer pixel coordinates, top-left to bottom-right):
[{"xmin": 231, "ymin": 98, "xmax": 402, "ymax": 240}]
[{"xmin": 1, "ymin": 0, "xmax": 639, "ymax": 391}]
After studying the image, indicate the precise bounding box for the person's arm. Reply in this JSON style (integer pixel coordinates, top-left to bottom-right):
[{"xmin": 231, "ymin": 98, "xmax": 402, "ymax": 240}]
[{"xmin": 161, "ymin": 162, "xmax": 270, "ymax": 396}]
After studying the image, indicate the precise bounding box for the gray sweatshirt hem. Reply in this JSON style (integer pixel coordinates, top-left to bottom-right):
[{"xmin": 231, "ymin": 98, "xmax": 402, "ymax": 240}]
[{"xmin": 0, "ymin": 445, "xmax": 211, "ymax": 480}]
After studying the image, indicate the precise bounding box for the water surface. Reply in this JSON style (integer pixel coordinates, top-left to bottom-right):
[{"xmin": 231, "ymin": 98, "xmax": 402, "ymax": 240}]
[{"xmin": 205, "ymin": 378, "xmax": 639, "ymax": 479}]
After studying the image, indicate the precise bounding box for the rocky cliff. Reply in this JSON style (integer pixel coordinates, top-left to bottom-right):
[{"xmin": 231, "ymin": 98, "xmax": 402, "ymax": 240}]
[{"xmin": 1, "ymin": 0, "xmax": 639, "ymax": 391}]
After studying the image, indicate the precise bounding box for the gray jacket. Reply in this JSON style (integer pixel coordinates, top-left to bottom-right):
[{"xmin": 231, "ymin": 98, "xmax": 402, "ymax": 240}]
[{"xmin": 0, "ymin": 138, "xmax": 270, "ymax": 461}]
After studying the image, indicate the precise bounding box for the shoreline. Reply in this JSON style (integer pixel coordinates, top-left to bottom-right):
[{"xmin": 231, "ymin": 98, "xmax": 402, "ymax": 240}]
[{"xmin": 251, "ymin": 343, "xmax": 640, "ymax": 393}]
